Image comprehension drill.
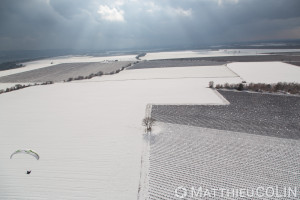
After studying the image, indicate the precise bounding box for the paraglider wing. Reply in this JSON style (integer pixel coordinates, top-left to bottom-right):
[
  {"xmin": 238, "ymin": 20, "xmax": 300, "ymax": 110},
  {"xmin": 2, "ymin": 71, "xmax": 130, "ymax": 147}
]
[{"xmin": 10, "ymin": 149, "xmax": 39, "ymax": 160}]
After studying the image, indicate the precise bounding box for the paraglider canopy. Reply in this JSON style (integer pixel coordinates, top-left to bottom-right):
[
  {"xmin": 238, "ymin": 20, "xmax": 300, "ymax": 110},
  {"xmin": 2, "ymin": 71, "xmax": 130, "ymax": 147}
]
[{"xmin": 10, "ymin": 149, "xmax": 39, "ymax": 160}]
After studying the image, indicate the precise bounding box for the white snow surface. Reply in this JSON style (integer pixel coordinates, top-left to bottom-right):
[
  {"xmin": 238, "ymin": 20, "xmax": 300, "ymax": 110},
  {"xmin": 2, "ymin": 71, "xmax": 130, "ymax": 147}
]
[
  {"xmin": 1, "ymin": 60, "xmax": 298, "ymax": 199},
  {"xmin": 0, "ymin": 55, "xmax": 137, "ymax": 78},
  {"xmin": 0, "ymin": 66, "xmax": 231, "ymax": 200},
  {"xmin": 227, "ymin": 62, "xmax": 300, "ymax": 83},
  {"xmin": 87, "ymin": 65, "xmax": 241, "ymax": 84},
  {"xmin": 141, "ymin": 49, "xmax": 300, "ymax": 60}
]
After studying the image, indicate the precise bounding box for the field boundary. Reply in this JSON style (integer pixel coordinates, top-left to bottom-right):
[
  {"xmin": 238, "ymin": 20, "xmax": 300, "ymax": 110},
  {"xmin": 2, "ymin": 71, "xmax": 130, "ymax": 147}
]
[{"xmin": 137, "ymin": 104, "xmax": 152, "ymax": 200}]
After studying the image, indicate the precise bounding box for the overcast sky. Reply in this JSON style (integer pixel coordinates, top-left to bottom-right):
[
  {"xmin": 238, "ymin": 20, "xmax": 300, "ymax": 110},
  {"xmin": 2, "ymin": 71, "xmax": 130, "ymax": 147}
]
[{"xmin": 1, "ymin": 0, "xmax": 300, "ymax": 51}]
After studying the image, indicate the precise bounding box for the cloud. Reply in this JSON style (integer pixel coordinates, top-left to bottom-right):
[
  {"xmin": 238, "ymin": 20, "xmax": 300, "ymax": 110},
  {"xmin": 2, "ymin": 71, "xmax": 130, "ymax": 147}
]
[
  {"xmin": 144, "ymin": 2, "xmax": 161, "ymax": 13},
  {"xmin": 97, "ymin": 5, "xmax": 125, "ymax": 22},
  {"xmin": 1, "ymin": 0, "xmax": 300, "ymax": 51},
  {"xmin": 173, "ymin": 8, "xmax": 192, "ymax": 17},
  {"xmin": 218, "ymin": 0, "xmax": 239, "ymax": 6}
]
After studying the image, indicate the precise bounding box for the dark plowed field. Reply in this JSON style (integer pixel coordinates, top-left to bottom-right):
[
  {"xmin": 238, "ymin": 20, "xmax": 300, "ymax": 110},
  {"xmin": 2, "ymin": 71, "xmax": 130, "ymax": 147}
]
[
  {"xmin": 128, "ymin": 60, "xmax": 226, "ymax": 69},
  {"xmin": 0, "ymin": 61, "xmax": 132, "ymax": 83},
  {"xmin": 130, "ymin": 54, "xmax": 300, "ymax": 70},
  {"xmin": 152, "ymin": 90, "xmax": 300, "ymax": 139}
]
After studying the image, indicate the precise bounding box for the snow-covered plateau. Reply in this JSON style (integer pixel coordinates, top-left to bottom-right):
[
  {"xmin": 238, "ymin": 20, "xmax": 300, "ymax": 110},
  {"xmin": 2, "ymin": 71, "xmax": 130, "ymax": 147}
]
[
  {"xmin": 0, "ymin": 65, "xmax": 233, "ymax": 200},
  {"xmin": 0, "ymin": 53, "xmax": 300, "ymax": 199}
]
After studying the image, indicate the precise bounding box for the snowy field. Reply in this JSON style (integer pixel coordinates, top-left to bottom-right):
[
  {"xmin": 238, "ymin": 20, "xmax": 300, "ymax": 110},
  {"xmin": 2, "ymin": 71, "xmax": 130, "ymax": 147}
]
[
  {"xmin": 0, "ymin": 66, "xmax": 232, "ymax": 200},
  {"xmin": 0, "ymin": 55, "xmax": 137, "ymax": 78},
  {"xmin": 2, "ymin": 61, "xmax": 300, "ymax": 91},
  {"xmin": 88, "ymin": 61, "xmax": 300, "ymax": 85},
  {"xmin": 1, "ymin": 49, "xmax": 299, "ymax": 79},
  {"xmin": 148, "ymin": 122, "xmax": 300, "ymax": 200},
  {"xmin": 0, "ymin": 61, "xmax": 132, "ymax": 83},
  {"xmin": 227, "ymin": 62, "xmax": 300, "ymax": 83},
  {"xmin": 1, "ymin": 54, "xmax": 300, "ymax": 199},
  {"xmin": 87, "ymin": 65, "xmax": 241, "ymax": 84},
  {"xmin": 141, "ymin": 49, "xmax": 300, "ymax": 60}
]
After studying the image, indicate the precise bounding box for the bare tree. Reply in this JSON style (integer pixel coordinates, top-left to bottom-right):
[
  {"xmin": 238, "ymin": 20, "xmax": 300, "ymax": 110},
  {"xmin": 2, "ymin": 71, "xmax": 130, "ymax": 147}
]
[{"xmin": 142, "ymin": 117, "xmax": 156, "ymax": 132}]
